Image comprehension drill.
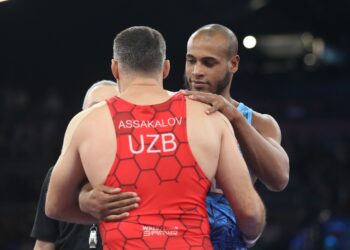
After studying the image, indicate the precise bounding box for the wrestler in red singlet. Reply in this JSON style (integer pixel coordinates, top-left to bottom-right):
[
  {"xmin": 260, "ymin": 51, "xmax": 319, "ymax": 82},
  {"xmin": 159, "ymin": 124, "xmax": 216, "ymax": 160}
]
[{"xmin": 100, "ymin": 92, "xmax": 213, "ymax": 250}]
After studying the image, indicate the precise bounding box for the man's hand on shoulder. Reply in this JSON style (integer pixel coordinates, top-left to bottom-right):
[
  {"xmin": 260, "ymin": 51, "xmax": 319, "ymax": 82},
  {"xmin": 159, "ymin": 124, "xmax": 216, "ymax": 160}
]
[
  {"xmin": 181, "ymin": 90, "xmax": 242, "ymax": 122},
  {"xmin": 79, "ymin": 183, "xmax": 140, "ymax": 221}
]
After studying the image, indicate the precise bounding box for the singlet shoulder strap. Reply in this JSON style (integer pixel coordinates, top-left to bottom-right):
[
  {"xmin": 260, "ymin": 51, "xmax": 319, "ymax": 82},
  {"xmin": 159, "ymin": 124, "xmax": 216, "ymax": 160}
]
[{"xmin": 237, "ymin": 102, "xmax": 253, "ymax": 125}]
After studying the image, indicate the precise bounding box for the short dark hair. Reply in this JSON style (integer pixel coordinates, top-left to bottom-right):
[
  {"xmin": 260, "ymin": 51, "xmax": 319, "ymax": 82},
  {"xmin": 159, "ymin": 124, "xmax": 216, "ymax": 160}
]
[{"xmin": 113, "ymin": 26, "xmax": 166, "ymax": 74}]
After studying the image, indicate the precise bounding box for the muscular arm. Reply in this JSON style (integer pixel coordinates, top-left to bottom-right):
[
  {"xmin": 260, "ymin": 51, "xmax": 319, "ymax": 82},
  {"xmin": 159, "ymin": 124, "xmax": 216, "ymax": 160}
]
[
  {"xmin": 46, "ymin": 152, "xmax": 96, "ymax": 223},
  {"xmin": 182, "ymin": 90, "xmax": 289, "ymax": 191},
  {"xmin": 216, "ymin": 115, "xmax": 266, "ymax": 241},
  {"xmin": 45, "ymin": 111, "xmax": 97, "ymax": 224},
  {"xmin": 233, "ymin": 112, "xmax": 289, "ymax": 191}
]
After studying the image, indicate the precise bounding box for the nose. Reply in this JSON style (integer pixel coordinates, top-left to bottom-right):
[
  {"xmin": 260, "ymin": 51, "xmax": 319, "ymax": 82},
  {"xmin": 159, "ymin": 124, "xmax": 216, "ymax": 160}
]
[{"xmin": 192, "ymin": 62, "xmax": 204, "ymax": 77}]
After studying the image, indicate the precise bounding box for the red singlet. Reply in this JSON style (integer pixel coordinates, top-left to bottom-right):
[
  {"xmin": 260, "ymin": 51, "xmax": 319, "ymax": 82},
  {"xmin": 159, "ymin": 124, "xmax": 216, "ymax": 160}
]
[{"xmin": 100, "ymin": 92, "xmax": 212, "ymax": 249}]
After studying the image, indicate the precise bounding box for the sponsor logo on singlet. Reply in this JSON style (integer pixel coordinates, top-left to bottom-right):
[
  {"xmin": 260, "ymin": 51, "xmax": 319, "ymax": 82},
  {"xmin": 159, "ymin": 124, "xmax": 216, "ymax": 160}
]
[{"xmin": 143, "ymin": 226, "xmax": 179, "ymax": 236}]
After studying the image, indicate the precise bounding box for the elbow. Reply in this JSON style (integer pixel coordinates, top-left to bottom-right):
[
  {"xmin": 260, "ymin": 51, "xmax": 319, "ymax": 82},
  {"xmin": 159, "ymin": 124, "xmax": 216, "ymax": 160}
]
[
  {"xmin": 237, "ymin": 202, "xmax": 266, "ymax": 240},
  {"xmin": 276, "ymin": 155, "xmax": 290, "ymax": 191},
  {"xmin": 278, "ymin": 171, "xmax": 289, "ymax": 191},
  {"xmin": 267, "ymin": 156, "xmax": 290, "ymax": 192},
  {"xmin": 45, "ymin": 203, "xmax": 59, "ymax": 220},
  {"xmin": 45, "ymin": 197, "xmax": 62, "ymax": 220},
  {"xmin": 269, "ymin": 171, "xmax": 289, "ymax": 192}
]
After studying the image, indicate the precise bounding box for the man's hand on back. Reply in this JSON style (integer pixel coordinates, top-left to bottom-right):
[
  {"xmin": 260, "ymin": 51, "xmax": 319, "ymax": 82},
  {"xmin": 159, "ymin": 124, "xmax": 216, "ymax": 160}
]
[{"xmin": 79, "ymin": 183, "xmax": 140, "ymax": 221}]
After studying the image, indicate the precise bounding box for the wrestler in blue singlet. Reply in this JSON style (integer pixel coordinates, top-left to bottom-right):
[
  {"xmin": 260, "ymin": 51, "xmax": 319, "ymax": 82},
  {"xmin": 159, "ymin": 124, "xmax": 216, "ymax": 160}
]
[{"xmin": 207, "ymin": 102, "xmax": 253, "ymax": 250}]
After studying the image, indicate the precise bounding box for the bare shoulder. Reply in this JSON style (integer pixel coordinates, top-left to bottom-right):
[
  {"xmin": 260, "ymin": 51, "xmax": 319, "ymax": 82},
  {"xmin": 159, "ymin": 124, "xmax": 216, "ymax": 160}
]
[
  {"xmin": 186, "ymin": 97, "xmax": 233, "ymax": 133},
  {"xmin": 70, "ymin": 101, "xmax": 108, "ymax": 131},
  {"xmin": 185, "ymin": 96, "xmax": 211, "ymax": 110},
  {"xmin": 187, "ymin": 97, "xmax": 222, "ymax": 119},
  {"xmin": 252, "ymin": 111, "xmax": 281, "ymax": 142},
  {"xmin": 61, "ymin": 101, "xmax": 109, "ymax": 155},
  {"xmin": 81, "ymin": 101, "xmax": 109, "ymax": 123},
  {"xmin": 74, "ymin": 101, "xmax": 112, "ymax": 139}
]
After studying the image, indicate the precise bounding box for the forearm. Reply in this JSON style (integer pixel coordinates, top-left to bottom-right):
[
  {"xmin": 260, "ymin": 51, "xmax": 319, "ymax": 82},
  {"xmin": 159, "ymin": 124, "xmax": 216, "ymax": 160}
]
[
  {"xmin": 238, "ymin": 220, "xmax": 264, "ymax": 244},
  {"xmin": 232, "ymin": 115, "xmax": 289, "ymax": 191},
  {"xmin": 45, "ymin": 200, "xmax": 98, "ymax": 224},
  {"xmin": 229, "ymin": 186, "xmax": 266, "ymax": 243},
  {"xmin": 46, "ymin": 187, "xmax": 98, "ymax": 224},
  {"xmin": 236, "ymin": 197, "xmax": 266, "ymax": 241},
  {"xmin": 238, "ymin": 197, "xmax": 266, "ymax": 248}
]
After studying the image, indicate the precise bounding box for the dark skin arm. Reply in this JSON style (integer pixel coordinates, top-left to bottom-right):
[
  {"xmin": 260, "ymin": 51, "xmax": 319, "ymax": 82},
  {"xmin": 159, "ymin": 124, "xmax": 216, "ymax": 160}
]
[{"xmin": 182, "ymin": 90, "xmax": 289, "ymax": 191}]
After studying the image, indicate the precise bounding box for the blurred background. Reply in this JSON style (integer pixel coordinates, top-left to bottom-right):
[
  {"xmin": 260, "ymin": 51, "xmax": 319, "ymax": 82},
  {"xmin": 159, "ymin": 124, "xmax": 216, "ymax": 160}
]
[{"xmin": 1, "ymin": 0, "xmax": 349, "ymax": 249}]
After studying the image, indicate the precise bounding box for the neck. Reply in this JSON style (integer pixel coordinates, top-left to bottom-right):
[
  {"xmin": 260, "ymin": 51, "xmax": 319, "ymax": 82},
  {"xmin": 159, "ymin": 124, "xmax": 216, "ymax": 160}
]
[
  {"xmin": 219, "ymin": 81, "xmax": 232, "ymax": 101},
  {"xmin": 219, "ymin": 81, "xmax": 239, "ymax": 107},
  {"xmin": 118, "ymin": 77, "xmax": 170, "ymax": 105},
  {"xmin": 221, "ymin": 90, "xmax": 231, "ymax": 101},
  {"xmin": 119, "ymin": 76, "xmax": 163, "ymax": 93}
]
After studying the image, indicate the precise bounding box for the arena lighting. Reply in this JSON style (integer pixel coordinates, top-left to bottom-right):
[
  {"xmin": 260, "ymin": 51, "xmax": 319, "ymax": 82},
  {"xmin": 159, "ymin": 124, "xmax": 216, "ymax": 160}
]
[
  {"xmin": 301, "ymin": 32, "xmax": 314, "ymax": 48},
  {"xmin": 251, "ymin": 32, "xmax": 346, "ymax": 73},
  {"xmin": 304, "ymin": 53, "xmax": 317, "ymax": 66},
  {"xmin": 243, "ymin": 36, "xmax": 257, "ymax": 49},
  {"xmin": 249, "ymin": 0, "xmax": 269, "ymax": 11},
  {"xmin": 256, "ymin": 33, "xmax": 326, "ymax": 59},
  {"xmin": 257, "ymin": 34, "xmax": 305, "ymax": 58}
]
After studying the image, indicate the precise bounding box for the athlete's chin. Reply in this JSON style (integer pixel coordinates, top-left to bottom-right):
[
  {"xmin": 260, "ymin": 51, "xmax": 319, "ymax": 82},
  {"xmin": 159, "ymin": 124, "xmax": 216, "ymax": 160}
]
[{"xmin": 192, "ymin": 84, "xmax": 211, "ymax": 93}]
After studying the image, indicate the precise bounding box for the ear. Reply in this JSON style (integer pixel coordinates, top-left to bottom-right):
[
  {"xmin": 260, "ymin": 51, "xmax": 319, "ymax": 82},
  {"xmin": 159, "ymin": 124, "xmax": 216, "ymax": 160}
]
[
  {"xmin": 111, "ymin": 59, "xmax": 119, "ymax": 80},
  {"xmin": 229, "ymin": 55, "xmax": 240, "ymax": 74},
  {"xmin": 163, "ymin": 60, "xmax": 170, "ymax": 79}
]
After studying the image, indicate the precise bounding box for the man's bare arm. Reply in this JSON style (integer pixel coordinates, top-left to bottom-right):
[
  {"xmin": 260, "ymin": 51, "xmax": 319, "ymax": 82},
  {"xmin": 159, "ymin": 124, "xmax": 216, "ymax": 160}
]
[
  {"xmin": 45, "ymin": 111, "xmax": 97, "ymax": 224},
  {"xmin": 216, "ymin": 114, "xmax": 266, "ymax": 244},
  {"xmin": 234, "ymin": 112, "xmax": 289, "ymax": 191}
]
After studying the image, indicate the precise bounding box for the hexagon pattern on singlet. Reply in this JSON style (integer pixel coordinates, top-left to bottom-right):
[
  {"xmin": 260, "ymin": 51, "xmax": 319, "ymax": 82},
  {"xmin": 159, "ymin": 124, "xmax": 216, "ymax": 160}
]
[{"xmin": 100, "ymin": 93, "xmax": 212, "ymax": 249}]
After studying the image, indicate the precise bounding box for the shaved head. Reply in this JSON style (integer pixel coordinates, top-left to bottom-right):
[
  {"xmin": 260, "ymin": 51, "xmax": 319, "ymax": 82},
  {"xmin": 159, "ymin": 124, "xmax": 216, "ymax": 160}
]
[{"xmin": 189, "ymin": 24, "xmax": 238, "ymax": 58}]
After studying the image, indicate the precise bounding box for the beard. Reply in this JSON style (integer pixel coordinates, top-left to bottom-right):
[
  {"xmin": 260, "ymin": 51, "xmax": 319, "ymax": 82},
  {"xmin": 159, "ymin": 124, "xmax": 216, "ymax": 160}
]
[
  {"xmin": 183, "ymin": 71, "xmax": 231, "ymax": 95},
  {"xmin": 214, "ymin": 71, "xmax": 231, "ymax": 95}
]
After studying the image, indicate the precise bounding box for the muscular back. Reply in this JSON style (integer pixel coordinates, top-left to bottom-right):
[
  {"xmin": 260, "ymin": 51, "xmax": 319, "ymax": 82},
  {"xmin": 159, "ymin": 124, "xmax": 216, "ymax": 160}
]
[{"xmin": 70, "ymin": 91, "xmax": 230, "ymax": 186}]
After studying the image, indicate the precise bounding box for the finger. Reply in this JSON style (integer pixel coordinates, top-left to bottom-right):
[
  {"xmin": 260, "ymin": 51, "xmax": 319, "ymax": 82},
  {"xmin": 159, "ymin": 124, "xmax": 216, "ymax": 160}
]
[
  {"xmin": 206, "ymin": 105, "xmax": 219, "ymax": 114},
  {"xmin": 101, "ymin": 185, "xmax": 137, "ymax": 197},
  {"xmin": 106, "ymin": 196, "xmax": 140, "ymax": 209},
  {"xmin": 104, "ymin": 203, "xmax": 139, "ymax": 218},
  {"xmin": 81, "ymin": 182, "xmax": 93, "ymax": 191},
  {"xmin": 181, "ymin": 90, "xmax": 203, "ymax": 96},
  {"xmin": 106, "ymin": 192, "xmax": 139, "ymax": 202},
  {"xmin": 103, "ymin": 212, "xmax": 130, "ymax": 222},
  {"xmin": 101, "ymin": 185, "xmax": 122, "ymax": 194}
]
